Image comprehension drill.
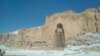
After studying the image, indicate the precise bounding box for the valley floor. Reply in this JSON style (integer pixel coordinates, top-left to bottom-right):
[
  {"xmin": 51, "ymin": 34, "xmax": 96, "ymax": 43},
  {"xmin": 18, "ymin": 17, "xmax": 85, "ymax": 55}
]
[{"xmin": 0, "ymin": 33, "xmax": 100, "ymax": 56}]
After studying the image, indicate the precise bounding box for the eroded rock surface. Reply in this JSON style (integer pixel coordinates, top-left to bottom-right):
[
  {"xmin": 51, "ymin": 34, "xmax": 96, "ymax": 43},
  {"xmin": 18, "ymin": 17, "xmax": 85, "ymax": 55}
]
[{"xmin": 0, "ymin": 7, "xmax": 100, "ymax": 50}]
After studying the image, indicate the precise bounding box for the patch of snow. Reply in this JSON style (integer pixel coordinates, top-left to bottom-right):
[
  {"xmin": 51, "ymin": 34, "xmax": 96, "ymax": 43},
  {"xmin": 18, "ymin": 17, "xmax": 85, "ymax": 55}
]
[
  {"xmin": 68, "ymin": 33, "xmax": 100, "ymax": 46},
  {"xmin": 29, "ymin": 25, "xmax": 43, "ymax": 29},
  {"xmin": 9, "ymin": 30, "xmax": 19, "ymax": 35},
  {"xmin": 0, "ymin": 45, "xmax": 11, "ymax": 50}
]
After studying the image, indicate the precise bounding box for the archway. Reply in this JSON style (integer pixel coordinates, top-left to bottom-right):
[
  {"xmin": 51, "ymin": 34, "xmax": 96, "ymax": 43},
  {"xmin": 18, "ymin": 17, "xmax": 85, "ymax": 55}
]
[{"xmin": 55, "ymin": 23, "xmax": 65, "ymax": 47}]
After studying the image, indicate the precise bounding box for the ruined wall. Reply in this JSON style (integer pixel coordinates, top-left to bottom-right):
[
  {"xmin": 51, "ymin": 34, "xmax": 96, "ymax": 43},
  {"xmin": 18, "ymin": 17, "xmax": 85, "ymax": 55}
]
[{"xmin": 0, "ymin": 7, "xmax": 100, "ymax": 49}]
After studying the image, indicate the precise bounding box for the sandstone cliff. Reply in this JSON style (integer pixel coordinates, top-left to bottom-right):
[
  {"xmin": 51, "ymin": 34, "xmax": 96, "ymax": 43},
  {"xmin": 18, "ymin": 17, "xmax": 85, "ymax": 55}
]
[{"xmin": 0, "ymin": 7, "xmax": 100, "ymax": 50}]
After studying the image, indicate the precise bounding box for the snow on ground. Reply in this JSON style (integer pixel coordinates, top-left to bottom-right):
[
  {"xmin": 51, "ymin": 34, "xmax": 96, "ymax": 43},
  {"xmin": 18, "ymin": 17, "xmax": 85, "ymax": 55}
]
[
  {"xmin": 2, "ymin": 45, "xmax": 100, "ymax": 56},
  {"xmin": 0, "ymin": 33, "xmax": 100, "ymax": 56}
]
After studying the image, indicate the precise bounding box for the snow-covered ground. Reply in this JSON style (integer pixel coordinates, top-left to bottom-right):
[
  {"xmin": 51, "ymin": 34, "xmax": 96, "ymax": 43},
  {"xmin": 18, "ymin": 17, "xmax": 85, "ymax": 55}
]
[
  {"xmin": 2, "ymin": 45, "xmax": 100, "ymax": 56},
  {"xmin": 0, "ymin": 33, "xmax": 100, "ymax": 56}
]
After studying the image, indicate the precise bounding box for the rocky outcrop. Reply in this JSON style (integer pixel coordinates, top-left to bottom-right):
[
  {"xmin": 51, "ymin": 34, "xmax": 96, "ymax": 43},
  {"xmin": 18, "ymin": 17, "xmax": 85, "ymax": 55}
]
[{"xmin": 0, "ymin": 7, "xmax": 100, "ymax": 50}]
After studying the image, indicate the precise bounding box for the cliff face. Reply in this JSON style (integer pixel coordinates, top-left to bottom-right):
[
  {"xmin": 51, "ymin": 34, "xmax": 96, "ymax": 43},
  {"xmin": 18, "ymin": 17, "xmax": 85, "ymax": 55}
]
[
  {"xmin": 0, "ymin": 7, "xmax": 100, "ymax": 49},
  {"xmin": 44, "ymin": 7, "xmax": 100, "ymax": 45}
]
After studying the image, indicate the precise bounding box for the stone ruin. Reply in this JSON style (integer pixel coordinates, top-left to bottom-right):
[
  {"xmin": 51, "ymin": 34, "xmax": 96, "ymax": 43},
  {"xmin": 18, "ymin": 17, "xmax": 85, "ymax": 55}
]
[{"xmin": 0, "ymin": 7, "xmax": 100, "ymax": 50}]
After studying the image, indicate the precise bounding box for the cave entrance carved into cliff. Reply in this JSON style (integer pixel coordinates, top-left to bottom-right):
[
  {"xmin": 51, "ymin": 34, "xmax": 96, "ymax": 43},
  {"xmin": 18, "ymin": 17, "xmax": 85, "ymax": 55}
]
[{"xmin": 55, "ymin": 23, "xmax": 65, "ymax": 47}]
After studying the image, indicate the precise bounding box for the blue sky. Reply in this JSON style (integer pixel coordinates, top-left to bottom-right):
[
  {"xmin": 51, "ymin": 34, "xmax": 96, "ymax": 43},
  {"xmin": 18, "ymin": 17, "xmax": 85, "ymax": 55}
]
[{"xmin": 0, "ymin": 0, "xmax": 100, "ymax": 33}]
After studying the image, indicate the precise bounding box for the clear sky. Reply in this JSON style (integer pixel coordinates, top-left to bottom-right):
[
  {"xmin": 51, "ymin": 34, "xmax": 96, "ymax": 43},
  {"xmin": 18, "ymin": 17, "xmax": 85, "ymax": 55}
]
[{"xmin": 0, "ymin": 0, "xmax": 100, "ymax": 33}]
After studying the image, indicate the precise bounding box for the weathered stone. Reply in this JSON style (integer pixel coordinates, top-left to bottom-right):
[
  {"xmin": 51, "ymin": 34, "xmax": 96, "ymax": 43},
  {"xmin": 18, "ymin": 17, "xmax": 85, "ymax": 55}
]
[{"xmin": 0, "ymin": 7, "xmax": 100, "ymax": 50}]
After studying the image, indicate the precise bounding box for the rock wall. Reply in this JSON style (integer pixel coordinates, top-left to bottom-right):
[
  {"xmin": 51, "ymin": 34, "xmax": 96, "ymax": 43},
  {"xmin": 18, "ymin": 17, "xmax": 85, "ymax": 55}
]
[{"xmin": 0, "ymin": 7, "xmax": 100, "ymax": 49}]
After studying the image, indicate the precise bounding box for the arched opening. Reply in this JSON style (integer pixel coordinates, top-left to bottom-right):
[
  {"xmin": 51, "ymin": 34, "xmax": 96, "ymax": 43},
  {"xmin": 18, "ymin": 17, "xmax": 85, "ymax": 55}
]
[
  {"xmin": 55, "ymin": 23, "xmax": 65, "ymax": 47},
  {"xmin": 57, "ymin": 23, "xmax": 63, "ymax": 28}
]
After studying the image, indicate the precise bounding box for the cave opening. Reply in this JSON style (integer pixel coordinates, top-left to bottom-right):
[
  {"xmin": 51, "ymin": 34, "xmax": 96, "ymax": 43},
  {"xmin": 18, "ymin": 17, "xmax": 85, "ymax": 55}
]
[{"xmin": 55, "ymin": 23, "xmax": 65, "ymax": 47}]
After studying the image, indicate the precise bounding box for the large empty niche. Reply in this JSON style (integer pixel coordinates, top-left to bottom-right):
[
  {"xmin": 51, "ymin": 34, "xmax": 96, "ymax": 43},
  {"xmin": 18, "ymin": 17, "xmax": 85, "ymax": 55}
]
[{"xmin": 55, "ymin": 23, "xmax": 65, "ymax": 47}]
